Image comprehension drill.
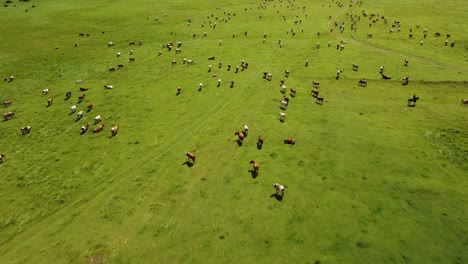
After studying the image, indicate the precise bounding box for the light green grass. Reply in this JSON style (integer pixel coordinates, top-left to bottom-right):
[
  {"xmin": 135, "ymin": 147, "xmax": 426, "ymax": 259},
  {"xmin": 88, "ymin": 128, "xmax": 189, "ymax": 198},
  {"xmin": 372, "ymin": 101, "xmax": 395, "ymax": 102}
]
[{"xmin": 0, "ymin": 0, "xmax": 467, "ymax": 263}]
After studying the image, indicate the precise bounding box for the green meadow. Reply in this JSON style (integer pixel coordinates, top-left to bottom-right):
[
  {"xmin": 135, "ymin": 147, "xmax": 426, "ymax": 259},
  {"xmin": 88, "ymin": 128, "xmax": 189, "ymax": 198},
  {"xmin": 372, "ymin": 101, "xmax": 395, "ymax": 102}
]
[{"xmin": 0, "ymin": 0, "xmax": 467, "ymax": 263}]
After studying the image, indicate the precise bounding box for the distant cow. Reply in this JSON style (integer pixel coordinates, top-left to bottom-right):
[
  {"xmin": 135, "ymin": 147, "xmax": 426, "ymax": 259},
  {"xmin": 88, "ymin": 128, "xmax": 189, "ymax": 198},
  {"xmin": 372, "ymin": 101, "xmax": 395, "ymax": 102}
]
[
  {"xmin": 77, "ymin": 110, "xmax": 84, "ymax": 120},
  {"xmin": 93, "ymin": 124, "xmax": 105, "ymax": 133},
  {"xmin": 284, "ymin": 137, "xmax": 295, "ymax": 145},
  {"xmin": 78, "ymin": 94, "xmax": 85, "ymax": 103},
  {"xmin": 358, "ymin": 79, "xmax": 367, "ymax": 87},
  {"xmin": 79, "ymin": 87, "xmax": 89, "ymax": 91},
  {"xmin": 108, "ymin": 41, "xmax": 114, "ymax": 47},
  {"xmin": 111, "ymin": 125, "xmax": 119, "ymax": 136},
  {"xmin": 76, "ymin": 79, "xmax": 84, "ymax": 84},
  {"xmin": 47, "ymin": 97, "xmax": 53, "ymax": 107},
  {"xmin": 4, "ymin": 100, "xmax": 12, "ymax": 107},
  {"xmin": 273, "ymin": 183, "xmax": 285, "ymax": 196},
  {"xmin": 280, "ymin": 100, "xmax": 288, "ymax": 110},
  {"xmin": 461, "ymin": 99, "xmax": 468, "ymax": 106},
  {"xmin": 104, "ymin": 85, "xmax": 114, "ymax": 89},
  {"xmin": 250, "ymin": 160, "xmax": 259, "ymax": 173},
  {"xmin": 81, "ymin": 124, "xmax": 89, "ymax": 134},
  {"xmin": 235, "ymin": 131, "xmax": 245, "ymax": 141},
  {"xmin": 70, "ymin": 105, "xmax": 77, "ymax": 113},
  {"xmin": 42, "ymin": 88, "xmax": 50, "ymax": 95},
  {"xmin": 3, "ymin": 111, "xmax": 15, "ymax": 120},
  {"xmin": 0, "ymin": 154, "xmax": 5, "ymax": 163},
  {"xmin": 352, "ymin": 64, "xmax": 359, "ymax": 71},
  {"xmin": 382, "ymin": 74, "xmax": 392, "ymax": 80},
  {"xmin": 87, "ymin": 103, "xmax": 93, "ymax": 112},
  {"xmin": 185, "ymin": 152, "xmax": 196, "ymax": 163},
  {"xmin": 21, "ymin": 126, "xmax": 31, "ymax": 135},
  {"xmin": 65, "ymin": 92, "xmax": 72, "ymax": 100},
  {"xmin": 279, "ymin": 112, "xmax": 286, "ymax": 122},
  {"xmin": 94, "ymin": 115, "xmax": 102, "ymax": 124},
  {"xmin": 313, "ymin": 81, "xmax": 320, "ymax": 88},
  {"xmin": 129, "ymin": 57, "xmax": 135, "ymax": 62}
]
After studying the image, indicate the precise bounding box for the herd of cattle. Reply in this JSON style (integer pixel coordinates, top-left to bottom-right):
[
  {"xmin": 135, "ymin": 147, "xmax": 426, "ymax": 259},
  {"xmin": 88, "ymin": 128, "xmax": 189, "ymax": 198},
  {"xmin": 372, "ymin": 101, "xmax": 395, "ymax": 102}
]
[{"xmin": 2, "ymin": 0, "xmax": 467, "ymax": 197}]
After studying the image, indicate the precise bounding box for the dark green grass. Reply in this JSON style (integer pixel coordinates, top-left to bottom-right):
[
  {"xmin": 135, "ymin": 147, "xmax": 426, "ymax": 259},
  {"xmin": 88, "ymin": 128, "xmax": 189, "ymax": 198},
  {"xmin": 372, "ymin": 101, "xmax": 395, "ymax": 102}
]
[{"xmin": 0, "ymin": 0, "xmax": 467, "ymax": 263}]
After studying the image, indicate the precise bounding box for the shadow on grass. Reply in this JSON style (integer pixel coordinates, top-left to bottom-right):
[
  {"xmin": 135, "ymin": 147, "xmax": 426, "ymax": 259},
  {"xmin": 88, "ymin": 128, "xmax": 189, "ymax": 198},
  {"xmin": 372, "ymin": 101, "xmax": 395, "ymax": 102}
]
[
  {"xmin": 407, "ymin": 104, "xmax": 416, "ymax": 108},
  {"xmin": 248, "ymin": 170, "xmax": 258, "ymax": 178},
  {"xmin": 270, "ymin": 193, "xmax": 283, "ymax": 201},
  {"xmin": 182, "ymin": 161, "xmax": 194, "ymax": 167},
  {"xmin": 236, "ymin": 139, "xmax": 243, "ymax": 147},
  {"xmin": 256, "ymin": 142, "xmax": 263, "ymax": 150}
]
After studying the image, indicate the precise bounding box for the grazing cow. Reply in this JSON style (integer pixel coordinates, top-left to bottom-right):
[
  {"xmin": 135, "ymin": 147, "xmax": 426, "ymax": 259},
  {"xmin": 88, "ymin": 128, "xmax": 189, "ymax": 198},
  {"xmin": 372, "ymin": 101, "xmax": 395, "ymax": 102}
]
[
  {"xmin": 280, "ymin": 100, "xmax": 288, "ymax": 110},
  {"xmin": 404, "ymin": 59, "xmax": 409, "ymax": 66},
  {"xmin": 273, "ymin": 183, "xmax": 285, "ymax": 197},
  {"xmin": 8, "ymin": 76, "xmax": 14, "ymax": 83},
  {"xmin": 70, "ymin": 105, "xmax": 77, "ymax": 113},
  {"xmin": 65, "ymin": 92, "xmax": 72, "ymax": 100},
  {"xmin": 235, "ymin": 131, "xmax": 245, "ymax": 141},
  {"xmin": 379, "ymin": 66, "xmax": 385, "ymax": 74},
  {"xmin": 111, "ymin": 125, "xmax": 119, "ymax": 136},
  {"xmin": 104, "ymin": 85, "xmax": 114, "ymax": 89},
  {"xmin": 316, "ymin": 96, "xmax": 324, "ymax": 105},
  {"xmin": 358, "ymin": 79, "xmax": 367, "ymax": 87},
  {"xmin": 408, "ymin": 94, "xmax": 419, "ymax": 106},
  {"xmin": 281, "ymin": 85, "xmax": 287, "ymax": 94},
  {"xmin": 258, "ymin": 135, "xmax": 264, "ymax": 146},
  {"xmin": 208, "ymin": 56, "xmax": 215, "ymax": 60},
  {"xmin": 0, "ymin": 153, "xmax": 4, "ymax": 163},
  {"xmin": 367, "ymin": 33, "xmax": 373, "ymax": 38},
  {"xmin": 290, "ymin": 88, "xmax": 296, "ymax": 97},
  {"xmin": 4, "ymin": 100, "xmax": 12, "ymax": 107},
  {"xmin": 230, "ymin": 80, "xmax": 235, "ymax": 88},
  {"xmin": 116, "ymin": 52, "xmax": 121, "ymax": 57},
  {"xmin": 217, "ymin": 79, "xmax": 221, "ymax": 87},
  {"xmin": 461, "ymin": 99, "xmax": 468, "ymax": 106},
  {"xmin": 243, "ymin": 124, "xmax": 249, "ymax": 134},
  {"xmin": 311, "ymin": 89, "xmax": 319, "ymax": 98},
  {"xmin": 79, "ymin": 87, "xmax": 89, "ymax": 91},
  {"xmin": 250, "ymin": 160, "xmax": 259, "ymax": 173},
  {"xmin": 285, "ymin": 70, "xmax": 290, "ymax": 78},
  {"xmin": 283, "ymin": 96, "xmax": 290, "ymax": 103},
  {"xmin": 76, "ymin": 79, "xmax": 84, "ymax": 84},
  {"xmin": 402, "ymin": 76, "xmax": 409, "ymax": 85},
  {"xmin": 118, "ymin": 64, "xmax": 124, "ymax": 69},
  {"xmin": 177, "ymin": 85, "xmax": 181, "ymax": 95},
  {"xmin": 336, "ymin": 70, "xmax": 342, "ymax": 79},
  {"xmin": 109, "ymin": 67, "xmax": 116, "ymax": 72},
  {"xmin": 78, "ymin": 94, "xmax": 85, "ymax": 103},
  {"xmin": 87, "ymin": 103, "xmax": 93, "ymax": 112},
  {"xmin": 129, "ymin": 49, "xmax": 134, "ymax": 55},
  {"xmin": 199, "ymin": 83, "xmax": 203, "ymax": 91},
  {"xmin": 284, "ymin": 137, "xmax": 295, "ymax": 145},
  {"xmin": 185, "ymin": 152, "xmax": 196, "ymax": 163},
  {"xmin": 93, "ymin": 124, "xmax": 105, "ymax": 133},
  {"xmin": 21, "ymin": 126, "xmax": 31, "ymax": 135},
  {"xmin": 108, "ymin": 41, "xmax": 114, "ymax": 47},
  {"xmin": 129, "ymin": 41, "xmax": 135, "ymax": 45},
  {"xmin": 47, "ymin": 97, "xmax": 53, "ymax": 107},
  {"xmin": 279, "ymin": 112, "xmax": 286, "ymax": 122},
  {"xmin": 266, "ymin": 73, "xmax": 272, "ymax": 81},
  {"xmin": 94, "ymin": 115, "xmax": 102, "ymax": 124},
  {"xmin": 183, "ymin": 58, "xmax": 194, "ymax": 64},
  {"xmin": 313, "ymin": 81, "xmax": 320, "ymax": 88},
  {"xmin": 81, "ymin": 124, "xmax": 89, "ymax": 134},
  {"xmin": 175, "ymin": 48, "xmax": 182, "ymax": 54},
  {"xmin": 77, "ymin": 110, "xmax": 84, "ymax": 120},
  {"xmin": 129, "ymin": 57, "xmax": 135, "ymax": 62},
  {"xmin": 3, "ymin": 111, "xmax": 15, "ymax": 120},
  {"xmin": 42, "ymin": 88, "xmax": 50, "ymax": 95},
  {"xmin": 382, "ymin": 74, "xmax": 392, "ymax": 80},
  {"xmin": 352, "ymin": 64, "xmax": 359, "ymax": 71}
]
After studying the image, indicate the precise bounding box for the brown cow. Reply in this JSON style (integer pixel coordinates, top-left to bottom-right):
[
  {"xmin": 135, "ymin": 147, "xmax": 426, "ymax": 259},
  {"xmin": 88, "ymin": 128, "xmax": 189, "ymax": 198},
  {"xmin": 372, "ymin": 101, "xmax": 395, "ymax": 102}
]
[
  {"xmin": 47, "ymin": 98, "xmax": 53, "ymax": 107},
  {"xmin": 250, "ymin": 160, "xmax": 259, "ymax": 173},
  {"xmin": 111, "ymin": 125, "xmax": 119, "ymax": 136},
  {"xmin": 21, "ymin": 126, "xmax": 31, "ymax": 135},
  {"xmin": 4, "ymin": 100, "xmax": 12, "ymax": 107},
  {"xmin": 284, "ymin": 137, "xmax": 295, "ymax": 145},
  {"xmin": 3, "ymin": 111, "xmax": 15, "ymax": 120},
  {"xmin": 185, "ymin": 152, "xmax": 196, "ymax": 163},
  {"xmin": 93, "ymin": 124, "xmax": 104, "ymax": 133}
]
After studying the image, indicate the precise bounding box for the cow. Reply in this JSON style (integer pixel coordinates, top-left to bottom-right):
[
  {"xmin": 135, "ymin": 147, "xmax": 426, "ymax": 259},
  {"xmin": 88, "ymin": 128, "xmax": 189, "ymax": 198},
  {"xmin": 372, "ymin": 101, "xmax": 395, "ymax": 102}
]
[
  {"xmin": 42, "ymin": 88, "xmax": 50, "ymax": 95},
  {"xmin": 104, "ymin": 85, "xmax": 114, "ymax": 89},
  {"xmin": 109, "ymin": 67, "xmax": 116, "ymax": 72},
  {"xmin": 79, "ymin": 87, "xmax": 89, "ymax": 91},
  {"xmin": 408, "ymin": 94, "xmax": 419, "ymax": 106},
  {"xmin": 290, "ymin": 88, "xmax": 296, "ymax": 97},
  {"xmin": 8, "ymin": 76, "xmax": 14, "ymax": 83},
  {"xmin": 379, "ymin": 66, "xmax": 385, "ymax": 74},
  {"xmin": 235, "ymin": 131, "xmax": 245, "ymax": 141},
  {"xmin": 281, "ymin": 84, "xmax": 287, "ymax": 94},
  {"xmin": 273, "ymin": 183, "xmax": 285, "ymax": 197},
  {"xmin": 404, "ymin": 59, "xmax": 409, "ymax": 66},
  {"xmin": 108, "ymin": 41, "xmax": 114, "ymax": 47},
  {"xmin": 70, "ymin": 105, "xmax": 77, "ymax": 114},
  {"xmin": 230, "ymin": 80, "xmax": 235, "ymax": 88},
  {"xmin": 352, "ymin": 64, "xmax": 359, "ymax": 71},
  {"xmin": 461, "ymin": 99, "xmax": 468, "ymax": 106},
  {"xmin": 311, "ymin": 89, "xmax": 319, "ymax": 98},
  {"xmin": 279, "ymin": 112, "xmax": 286, "ymax": 122},
  {"xmin": 284, "ymin": 137, "xmax": 295, "ymax": 145},
  {"xmin": 47, "ymin": 97, "xmax": 53, "ymax": 107},
  {"xmin": 111, "ymin": 125, "xmax": 119, "ymax": 136},
  {"xmin": 266, "ymin": 73, "xmax": 272, "ymax": 81},
  {"xmin": 402, "ymin": 76, "xmax": 409, "ymax": 85},
  {"xmin": 81, "ymin": 124, "xmax": 89, "ymax": 134},
  {"xmin": 185, "ymin": 152, "xmax": 196, "ymax": 163},
  {"xmin": 177, "ymin": 85, "xmax": 181, "ymax": 95},
  {"xmin": 93, "ymin": 124, "xmax": 105, "ymax": 133},
  {"xmin": 87, "ymin": 103, "xmax": 93, "ymax": 112},
  {"xmin": 94, "ymin": 115, "xmax": 102, "ymax": 124},
  {"xmin": 77, "ymin": 110, "xmax": 84, "ymax": 120},
  {"xmin": 250, "ymin": 160, "xmax": 259, "ymax": 173},
  {"xmin": 118, "ymin": 64, "xmax": 124, "ymax": 69},
  {"xmin": 116, "ymin": 52, "xmax": 121, "ymax": 57},
  {"xmin": 129, "ymin": 49, "xmax": 134, "ymax": 55},
  {"xmin": 243, "ymin": 124, "xmax": 249, "ymax": 134},
  {"xmin": 129, "ymin": 57, "xmax": 135, "ymax": 62},
  {"xmin": 65, "ymin": 92, "xmax": 72, "ymax": 100},
  {"xmin": 4, "ymin": 100, "xmax": 12, "ymax": 107},
  {"xmin": 129, "ymin": 41, "xmax": 135, "ymax": 45},
  {"xmin": 280, "ymin": 100, "xmax": 288, "ymax": 110},
  {"xmin": 358, "ymin": 79, "xmax": 367, "ymax": 87},
  {"xmin": 316, "ymin": 96, "xmax": 324, "ymax": 105},
  {"xmin": 336, "ymin": 70, "xmax": 342, "ymax": 79},
  {"xmin": 0, "ymin": 153, "xmax": 4, "ymax": 163},
  {"xmin": 313, "ymin": 81, "xmax": 320, "ymax": 88},
  {"xmin": 382, "ymin": 74, "xmax": 392, "ymax": 79},
  {"xmin": 3, "ymin": 111, "xmax": 15, "ymax": 120},
  {"xmin": 21, "ymin": 126, "xmax": 31, "ymax": 135},
  {"xmin": 78, "ymin": 94, "xmax": 85, "ymax": 103},
  {"xmin": 258, "ymin": 135, "xmax": 264, "ymax": 147}
]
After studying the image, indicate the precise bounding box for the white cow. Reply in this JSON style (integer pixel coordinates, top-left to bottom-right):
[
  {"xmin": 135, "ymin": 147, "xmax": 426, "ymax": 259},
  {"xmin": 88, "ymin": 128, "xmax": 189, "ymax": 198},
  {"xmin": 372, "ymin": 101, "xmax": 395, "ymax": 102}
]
[
  {"xmin": 70, "ymin": 105, "xmax": 77, "ymax": 113},
  {"xmin": 117, "ymin": 52, "xmax": 121, "ymax": 57},
  {"xmin": 273, "ymin": 183, "xmax": 285, "ymax": 196},
  {"xmin": 42, "ymin": 88, "xmax": 50, "ymax": 95},
  {"xmin": 77, "ymin": 110, "xmax": 83, "ymax": 119},
  {"xmin": 243, "ymin": 124, "xmax": 249, "ymax": 132},
  {"xmin": 281, "ymin": 84, "xmax": 287, "ymax": 93},
  {"xmin": 108, "ymin": 41, "xmax": 114, "ymax": 47},
  {"xmin": 104, "ymin": 85, "xmax": 114, "ymax": 89},
  {"xmin": 76, "ymin": 79, "xmax": 84, "ymax": 84},
  {"xmin": 94, "ymin": 115, "xmax": 102, "ymax": 124},
  {"xmin": 279, "ymin": 112, "xmax": 286, "ymax": 121},
  {"xmin": 280, "ymin": 100, "xmax": 288, "ymax": 109}
]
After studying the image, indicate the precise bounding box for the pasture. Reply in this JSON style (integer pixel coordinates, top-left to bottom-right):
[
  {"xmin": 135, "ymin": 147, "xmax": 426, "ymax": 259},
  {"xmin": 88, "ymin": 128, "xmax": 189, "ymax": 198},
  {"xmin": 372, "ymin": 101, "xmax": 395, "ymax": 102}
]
[{"xmin": 0, "ymin": 0, "xmax": 467, "ymax": 263}]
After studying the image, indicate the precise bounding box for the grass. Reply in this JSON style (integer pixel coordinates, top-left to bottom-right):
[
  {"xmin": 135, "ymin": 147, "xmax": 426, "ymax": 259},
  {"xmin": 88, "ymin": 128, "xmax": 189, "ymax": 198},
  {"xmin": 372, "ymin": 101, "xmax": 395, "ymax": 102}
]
[{"xmin": 0, "ymin": 0, "xmax": 467, "ymax": 263}]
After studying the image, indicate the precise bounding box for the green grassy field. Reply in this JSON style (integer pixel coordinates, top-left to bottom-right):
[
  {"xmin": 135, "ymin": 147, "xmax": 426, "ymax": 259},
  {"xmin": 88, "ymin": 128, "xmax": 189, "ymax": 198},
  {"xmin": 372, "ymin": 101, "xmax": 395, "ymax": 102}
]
[{"xmin": 0, "ymin": 0, "xmax": 467, "ymax": 263}]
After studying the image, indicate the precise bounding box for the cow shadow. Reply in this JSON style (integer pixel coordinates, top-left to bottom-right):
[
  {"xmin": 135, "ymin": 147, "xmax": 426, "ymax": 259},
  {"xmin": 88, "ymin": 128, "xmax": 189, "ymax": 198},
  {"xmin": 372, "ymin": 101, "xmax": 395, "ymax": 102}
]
[
  {"xmin": 176, "ymin": 92, "xmax": 181, "ymax": 96},
  {"xmin": 407, "ymin": 104, "xmax": 416, "ymax": 108},
  {"xmin": 75, "ymin": 117, "xmax": 82, "ymax": 122},
  {"xmin": 315, "ymin": 102, "xmax": 323, "ymax": 105},
  {"xmin": 248, "ymin": 170, "xmax": 258, "ymax": 179},
  {"xmin": 270, "ymin": 193, "xmax": 283, "ymax": 201},
  {"xmin": 182, "ymin": 161, "xmax": 194, "ymax": 167},
  {"xmin": 256, "ymin": 142, "xmax": 263, "ymax": 150},
  {"xmin": 236, "ymin": 139, "xmax": 243, "ymax": 147},
  {"xmin": 279, "ymin": 118, "xmax": 285, "ymax": 123}
]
